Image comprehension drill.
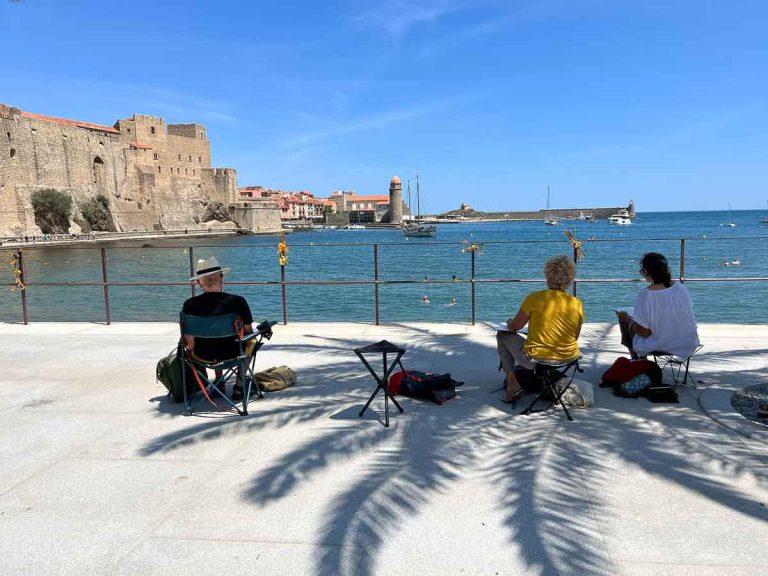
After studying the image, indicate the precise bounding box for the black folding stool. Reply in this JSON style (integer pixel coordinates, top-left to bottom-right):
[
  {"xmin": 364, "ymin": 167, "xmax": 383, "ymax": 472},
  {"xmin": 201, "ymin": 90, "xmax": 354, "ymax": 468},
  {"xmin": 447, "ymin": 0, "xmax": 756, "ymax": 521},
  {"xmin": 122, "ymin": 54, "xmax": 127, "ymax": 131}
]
[
  {"xmin": 354, "ymin": 340, "xmax": 406, "ymax": 428},
  {"xmin": 652, "ymin": 345, "xmax": 703, "ymax": 390},
  {"xmin": 521, "ymin": 357, "xmax": 582, "ymax": 422}
]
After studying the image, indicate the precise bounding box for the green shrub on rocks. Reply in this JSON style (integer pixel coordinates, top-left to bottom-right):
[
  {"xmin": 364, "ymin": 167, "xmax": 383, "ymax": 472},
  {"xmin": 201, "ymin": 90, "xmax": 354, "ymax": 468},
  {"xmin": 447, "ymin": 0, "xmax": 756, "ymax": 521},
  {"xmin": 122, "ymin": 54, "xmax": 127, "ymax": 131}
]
[
  {"xmin": 80, "ymin": 194, "xmax": 116, "ymax": 232},
  {"xmin": 31, "ymin": 188, "xmax": 72, "ymax": 234}
]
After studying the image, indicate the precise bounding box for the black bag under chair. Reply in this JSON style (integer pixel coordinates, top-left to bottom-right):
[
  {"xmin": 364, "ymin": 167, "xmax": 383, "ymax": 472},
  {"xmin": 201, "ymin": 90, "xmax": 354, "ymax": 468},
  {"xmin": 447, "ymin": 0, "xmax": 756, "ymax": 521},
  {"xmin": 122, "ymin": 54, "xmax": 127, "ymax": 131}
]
[{"xmin": 521, "ymin": 357, "xmax": 583, "ymax": 421}]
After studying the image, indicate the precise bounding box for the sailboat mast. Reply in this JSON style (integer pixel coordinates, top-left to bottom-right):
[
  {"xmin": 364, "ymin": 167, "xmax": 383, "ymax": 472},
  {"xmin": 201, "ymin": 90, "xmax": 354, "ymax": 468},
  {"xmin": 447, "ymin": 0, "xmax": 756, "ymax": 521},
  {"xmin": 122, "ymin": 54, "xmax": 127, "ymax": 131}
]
[
  {"xmin": 546, "ymin": 185, "xmax": 550, "ymax": 218},
  {"xmin": 407, "ymin": 180, "xmax": 412, "ymax": 222},
  {"xmin": 416, "ymin": 171, "xmax": 421, "ymax": 221}
]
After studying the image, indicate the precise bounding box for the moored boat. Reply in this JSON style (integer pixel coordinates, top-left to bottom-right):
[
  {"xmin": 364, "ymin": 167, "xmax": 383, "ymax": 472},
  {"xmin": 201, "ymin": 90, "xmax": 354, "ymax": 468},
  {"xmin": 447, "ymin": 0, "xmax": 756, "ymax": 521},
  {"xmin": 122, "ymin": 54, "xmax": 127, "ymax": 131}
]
[
  {"xmin": 608, "ymin": 209, "xmax": 632, "ymax": 225},
  {"xmin": 403, "ymin": 172, "xmax": 437, "ymax": 238},
  {"xmin": 543, "ymin": 185, "xmax": 558, "ymax": 225}
]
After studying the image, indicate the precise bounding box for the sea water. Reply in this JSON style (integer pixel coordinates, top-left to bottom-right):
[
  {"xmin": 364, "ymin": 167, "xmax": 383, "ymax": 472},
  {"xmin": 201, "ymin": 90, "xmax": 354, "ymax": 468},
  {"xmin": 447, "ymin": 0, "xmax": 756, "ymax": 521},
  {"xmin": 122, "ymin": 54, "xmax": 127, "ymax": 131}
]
[{"xmin": 1, "ymin": 210, "xmax": 766, "ymax": 324}]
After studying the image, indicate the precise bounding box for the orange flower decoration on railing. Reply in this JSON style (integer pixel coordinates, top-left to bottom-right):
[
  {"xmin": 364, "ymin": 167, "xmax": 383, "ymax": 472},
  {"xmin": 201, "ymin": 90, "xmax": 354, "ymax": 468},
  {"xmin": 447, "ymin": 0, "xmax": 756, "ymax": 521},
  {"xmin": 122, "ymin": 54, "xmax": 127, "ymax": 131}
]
[
  {"xmin": 461, "ymin": 240, "xmax": 484, "ymax": 256},
  {"xmin": 9, "ymin": 250, "xmax": 25, "ymax": 292},
  {"xmin": 278, "ymin": 234, "xmax": 289, "ymax": 266},
  {"xmin": 564, "ymin": 229, "xmax": 585, "ymax": 262}
]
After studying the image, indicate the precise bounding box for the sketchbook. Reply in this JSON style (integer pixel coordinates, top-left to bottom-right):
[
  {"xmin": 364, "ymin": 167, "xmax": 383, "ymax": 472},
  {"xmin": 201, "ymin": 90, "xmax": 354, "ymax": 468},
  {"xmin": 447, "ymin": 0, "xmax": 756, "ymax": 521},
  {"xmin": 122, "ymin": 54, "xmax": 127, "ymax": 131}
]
[{"xmin": 482, "ymin": 321, "xmax": 527, "ymax": 335}]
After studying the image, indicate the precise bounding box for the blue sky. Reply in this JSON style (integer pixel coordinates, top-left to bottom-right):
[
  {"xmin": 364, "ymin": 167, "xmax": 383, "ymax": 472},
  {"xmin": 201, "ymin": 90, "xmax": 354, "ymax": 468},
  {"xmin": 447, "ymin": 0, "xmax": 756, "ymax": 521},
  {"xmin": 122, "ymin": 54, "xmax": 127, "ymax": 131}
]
[{"xmin": 2, "ymin": 0, "xmax": 767, "ymax": 213}]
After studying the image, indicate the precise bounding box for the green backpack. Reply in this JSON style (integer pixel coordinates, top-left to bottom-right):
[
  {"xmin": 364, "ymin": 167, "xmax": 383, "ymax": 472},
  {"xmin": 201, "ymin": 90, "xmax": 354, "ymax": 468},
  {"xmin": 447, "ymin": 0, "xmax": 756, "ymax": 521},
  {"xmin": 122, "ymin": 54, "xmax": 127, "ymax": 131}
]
[{"xmin": 156, "ymin": 344, "xmax": 198, "ymax": 403}]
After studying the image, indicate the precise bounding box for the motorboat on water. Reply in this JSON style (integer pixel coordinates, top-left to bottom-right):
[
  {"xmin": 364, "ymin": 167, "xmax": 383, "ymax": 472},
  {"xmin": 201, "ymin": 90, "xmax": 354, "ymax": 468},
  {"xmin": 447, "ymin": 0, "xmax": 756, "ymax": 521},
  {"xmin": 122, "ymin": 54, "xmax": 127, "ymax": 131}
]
[{"xmin": 608, "ymin": 209, "xmax": 632, "ymax": 225}]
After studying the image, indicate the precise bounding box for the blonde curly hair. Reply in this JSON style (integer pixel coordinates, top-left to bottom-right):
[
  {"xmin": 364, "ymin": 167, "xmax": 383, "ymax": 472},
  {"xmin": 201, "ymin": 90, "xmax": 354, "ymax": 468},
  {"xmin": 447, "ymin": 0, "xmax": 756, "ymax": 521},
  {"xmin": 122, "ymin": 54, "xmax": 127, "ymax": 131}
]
[{"xmin": 544, "ymin": 255, "xmax": 576, "ymax": 291}]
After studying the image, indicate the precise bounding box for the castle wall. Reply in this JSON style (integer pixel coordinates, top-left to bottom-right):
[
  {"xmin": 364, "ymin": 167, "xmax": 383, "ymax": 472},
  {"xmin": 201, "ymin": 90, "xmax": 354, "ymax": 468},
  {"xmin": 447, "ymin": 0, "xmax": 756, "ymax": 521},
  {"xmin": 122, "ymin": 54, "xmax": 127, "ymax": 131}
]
[
  {"xmin": 230, "ymin": 200, "xmax": 283, "ymax": 233},
  {"xmin": 0, "ymin": 105, "xmax": 234, "ymax": 236}
]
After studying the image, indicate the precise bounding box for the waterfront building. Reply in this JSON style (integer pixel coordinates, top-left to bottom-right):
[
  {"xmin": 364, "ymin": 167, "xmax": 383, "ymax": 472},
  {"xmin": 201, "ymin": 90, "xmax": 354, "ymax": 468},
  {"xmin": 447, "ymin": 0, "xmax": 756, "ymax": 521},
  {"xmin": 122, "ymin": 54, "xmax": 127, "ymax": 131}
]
[
  {"xmin": 239, "ymin": 187, "xmax": 334, "ymax": 222},
  {"xmin": 329, "ymin": 190, "xmax": 391, "ymax": 224}
]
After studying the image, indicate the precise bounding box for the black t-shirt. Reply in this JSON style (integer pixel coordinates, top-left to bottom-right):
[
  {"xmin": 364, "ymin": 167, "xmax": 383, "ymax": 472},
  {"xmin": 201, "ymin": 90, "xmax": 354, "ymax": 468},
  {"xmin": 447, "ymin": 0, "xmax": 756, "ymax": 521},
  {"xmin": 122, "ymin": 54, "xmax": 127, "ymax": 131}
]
[{"xmin": 181, "ymin": 291, "xmax": 254, "ymax": 361}]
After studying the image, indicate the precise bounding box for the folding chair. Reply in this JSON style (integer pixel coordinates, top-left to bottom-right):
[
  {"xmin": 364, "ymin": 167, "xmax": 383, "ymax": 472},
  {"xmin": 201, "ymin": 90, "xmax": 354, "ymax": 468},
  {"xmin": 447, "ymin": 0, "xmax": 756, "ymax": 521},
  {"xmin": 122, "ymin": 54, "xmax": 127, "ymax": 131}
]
[
  {"xmin": 651, "ymin": 345, "xmax": 702, "ymax": 390},
  {"xmin": 521, "ymin": 357, "xmax": 582, "ymax": 422},
  {"xmin": 180, "ymin": 313, "xmax": 275, "ymax": 416}
]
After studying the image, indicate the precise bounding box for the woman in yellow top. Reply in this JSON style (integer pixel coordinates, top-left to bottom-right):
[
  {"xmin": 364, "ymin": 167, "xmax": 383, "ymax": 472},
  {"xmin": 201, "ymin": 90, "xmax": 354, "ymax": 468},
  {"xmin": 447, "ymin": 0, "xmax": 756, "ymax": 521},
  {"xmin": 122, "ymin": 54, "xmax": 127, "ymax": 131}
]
[{"xmin": 497, "ymin": 255, "xmax": 584, "ymax": 403}]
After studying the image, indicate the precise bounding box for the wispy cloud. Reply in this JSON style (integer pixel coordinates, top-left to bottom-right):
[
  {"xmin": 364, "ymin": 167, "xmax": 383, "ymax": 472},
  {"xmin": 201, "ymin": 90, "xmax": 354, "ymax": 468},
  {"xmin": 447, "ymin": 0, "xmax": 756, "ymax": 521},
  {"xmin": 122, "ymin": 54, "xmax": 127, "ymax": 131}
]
[
  {"xmin": 352, "ymin": 0, "xmax": 461, "ymax": 38},
  {"xmin": 133, "ymin": 87, "xmax": 237, "ymax": 123},
  {"xmin": 279, "ymin": 92, "xmax": 485, "ymax": 148}
]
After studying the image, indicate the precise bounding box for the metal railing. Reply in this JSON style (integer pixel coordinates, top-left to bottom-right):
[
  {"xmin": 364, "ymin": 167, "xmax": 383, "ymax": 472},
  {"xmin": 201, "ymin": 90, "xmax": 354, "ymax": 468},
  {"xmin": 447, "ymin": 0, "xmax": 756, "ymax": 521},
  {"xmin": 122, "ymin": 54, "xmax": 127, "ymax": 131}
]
[{"xmin": 4, "ymin": 236, "xmax": 768, "ymax": 325}]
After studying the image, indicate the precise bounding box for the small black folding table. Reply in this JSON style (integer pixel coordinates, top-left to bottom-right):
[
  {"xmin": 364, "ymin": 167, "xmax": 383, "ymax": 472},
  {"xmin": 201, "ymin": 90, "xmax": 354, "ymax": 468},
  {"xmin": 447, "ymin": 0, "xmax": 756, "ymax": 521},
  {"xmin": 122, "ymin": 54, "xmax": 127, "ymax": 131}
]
[{"xmin": 354, "ymin": 340, "xmax": 406, "ymax": 427}]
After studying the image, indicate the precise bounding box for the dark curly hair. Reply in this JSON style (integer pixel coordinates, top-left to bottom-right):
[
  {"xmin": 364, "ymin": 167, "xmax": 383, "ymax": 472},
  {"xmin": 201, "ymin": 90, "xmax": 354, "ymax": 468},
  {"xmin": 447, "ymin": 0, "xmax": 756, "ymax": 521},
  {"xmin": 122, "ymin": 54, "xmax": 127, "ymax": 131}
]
[{"xmin": 641, "ymin": 252, "xmax": 672, "ymax": 288}]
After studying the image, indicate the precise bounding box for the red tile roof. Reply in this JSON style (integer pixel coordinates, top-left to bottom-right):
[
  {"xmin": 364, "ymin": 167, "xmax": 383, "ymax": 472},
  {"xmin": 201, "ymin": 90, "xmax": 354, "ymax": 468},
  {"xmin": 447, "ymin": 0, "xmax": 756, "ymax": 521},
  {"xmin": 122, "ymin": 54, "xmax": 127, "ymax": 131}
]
[
  {"xmin": 20, "ymin": 111, "xmax": 121, "ymax": 134},
  {"xmin": 130, "ymin": 142, "xmax": 153, "ymax": 150}
]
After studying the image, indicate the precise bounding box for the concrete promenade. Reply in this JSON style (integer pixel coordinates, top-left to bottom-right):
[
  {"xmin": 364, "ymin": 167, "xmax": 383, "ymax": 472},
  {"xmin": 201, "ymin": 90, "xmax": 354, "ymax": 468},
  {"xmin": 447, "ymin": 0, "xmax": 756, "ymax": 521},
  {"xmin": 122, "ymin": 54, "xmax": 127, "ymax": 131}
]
[{"xmin": 1, "ymin": 322, "xmax": 766, "ymax": 575}]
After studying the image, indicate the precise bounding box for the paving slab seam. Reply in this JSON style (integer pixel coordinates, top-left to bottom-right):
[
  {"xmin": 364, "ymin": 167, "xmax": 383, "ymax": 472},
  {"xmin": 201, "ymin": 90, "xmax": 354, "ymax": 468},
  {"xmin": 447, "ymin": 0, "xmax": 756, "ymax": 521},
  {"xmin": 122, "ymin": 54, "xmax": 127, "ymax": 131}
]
[
  {"xmin": 19, "ymin": 408, "xmax": 154, "ymax": 416},
  {"xmin": 65, "ymin": 454, "xmax": 236, "ymax": 464},
  {"xmin": 107, "ymin": 452, "xmax": 245, "ymax": 570},
  {"xmin": 148, "ymin": 534, "xmax": 366, "ymax": 549},
  {"xmin": 614, "ymin": 559, "xmax": 768, "ymax": 569}
]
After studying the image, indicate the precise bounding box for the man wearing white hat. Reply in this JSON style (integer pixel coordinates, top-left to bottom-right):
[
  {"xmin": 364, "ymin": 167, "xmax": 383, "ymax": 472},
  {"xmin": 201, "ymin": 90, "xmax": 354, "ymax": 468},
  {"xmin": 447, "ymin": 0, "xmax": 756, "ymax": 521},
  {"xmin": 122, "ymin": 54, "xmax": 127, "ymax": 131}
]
[{"xmin": 182, "ymin": 256, "xmax": 254, "ymax": 400}]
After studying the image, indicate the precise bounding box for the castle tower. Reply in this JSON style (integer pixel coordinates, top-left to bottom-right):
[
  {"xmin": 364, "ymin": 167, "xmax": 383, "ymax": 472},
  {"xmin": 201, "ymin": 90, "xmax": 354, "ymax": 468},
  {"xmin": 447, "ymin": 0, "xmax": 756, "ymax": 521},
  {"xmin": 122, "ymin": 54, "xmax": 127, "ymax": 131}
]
[{"xmin": 389, "ymin": 175, "xmax": 403, "ymax": 224}]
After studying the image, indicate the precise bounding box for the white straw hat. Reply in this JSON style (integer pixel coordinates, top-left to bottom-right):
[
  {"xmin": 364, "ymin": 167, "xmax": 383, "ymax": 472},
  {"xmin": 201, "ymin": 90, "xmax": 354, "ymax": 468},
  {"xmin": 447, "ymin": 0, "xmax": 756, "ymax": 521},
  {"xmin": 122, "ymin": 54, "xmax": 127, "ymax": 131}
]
[{"xmin": 189, "ymin": 256, "xmax": 231, "ymax": 281}]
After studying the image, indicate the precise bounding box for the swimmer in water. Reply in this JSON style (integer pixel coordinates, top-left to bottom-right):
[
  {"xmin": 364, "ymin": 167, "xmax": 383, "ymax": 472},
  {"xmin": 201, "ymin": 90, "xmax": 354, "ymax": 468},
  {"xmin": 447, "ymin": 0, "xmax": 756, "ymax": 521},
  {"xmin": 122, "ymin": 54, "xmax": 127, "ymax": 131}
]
[
  {"xmin": 421, "ymin": 295, "xmax": 431, "ymax": 304},
  {"xmin": 447, "ymin": 298, "xmax": 457, "ymax": 306}
]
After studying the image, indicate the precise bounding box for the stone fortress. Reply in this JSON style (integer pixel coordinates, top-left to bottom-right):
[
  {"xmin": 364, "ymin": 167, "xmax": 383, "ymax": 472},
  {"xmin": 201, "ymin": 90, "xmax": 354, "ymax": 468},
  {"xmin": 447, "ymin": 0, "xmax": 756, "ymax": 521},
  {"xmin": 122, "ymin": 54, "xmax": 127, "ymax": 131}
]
[{"xmin": 0, "ymin": 103, "xmax": 280, "ymax": 236}]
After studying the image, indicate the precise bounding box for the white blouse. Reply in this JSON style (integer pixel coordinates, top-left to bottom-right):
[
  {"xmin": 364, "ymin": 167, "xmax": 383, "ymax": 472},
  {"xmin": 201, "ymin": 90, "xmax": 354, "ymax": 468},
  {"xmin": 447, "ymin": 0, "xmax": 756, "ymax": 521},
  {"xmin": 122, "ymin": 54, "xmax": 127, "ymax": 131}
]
[{"xmin": 632, "ymin": 281, "xmax": 700, "ymax": 358}]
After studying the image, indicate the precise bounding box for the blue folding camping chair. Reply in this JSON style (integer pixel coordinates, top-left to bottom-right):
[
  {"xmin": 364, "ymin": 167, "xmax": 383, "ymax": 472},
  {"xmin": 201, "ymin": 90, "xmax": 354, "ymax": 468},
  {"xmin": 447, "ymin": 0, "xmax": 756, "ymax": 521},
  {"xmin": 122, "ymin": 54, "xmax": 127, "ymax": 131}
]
[{"xmin": 179, "ymin": 313, "xmax": 275, "ymax": 416}]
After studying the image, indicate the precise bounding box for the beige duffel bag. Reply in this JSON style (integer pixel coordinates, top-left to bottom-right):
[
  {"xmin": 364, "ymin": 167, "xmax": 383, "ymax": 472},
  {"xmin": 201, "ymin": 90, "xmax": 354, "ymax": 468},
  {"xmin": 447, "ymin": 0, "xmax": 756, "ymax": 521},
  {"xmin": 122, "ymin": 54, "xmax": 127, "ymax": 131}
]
[{"xmin": 254, "ymin": 365, "xmax": 296, "ymax": 392}]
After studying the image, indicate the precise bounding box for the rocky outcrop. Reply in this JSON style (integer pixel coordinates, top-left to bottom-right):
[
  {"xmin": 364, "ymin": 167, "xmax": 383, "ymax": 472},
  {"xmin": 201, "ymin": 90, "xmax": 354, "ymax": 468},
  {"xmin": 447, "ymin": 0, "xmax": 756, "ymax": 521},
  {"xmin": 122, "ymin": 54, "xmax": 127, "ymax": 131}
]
[{"xmin": 201, "ymin": 201, "xmax": 231, "ymax": 223}]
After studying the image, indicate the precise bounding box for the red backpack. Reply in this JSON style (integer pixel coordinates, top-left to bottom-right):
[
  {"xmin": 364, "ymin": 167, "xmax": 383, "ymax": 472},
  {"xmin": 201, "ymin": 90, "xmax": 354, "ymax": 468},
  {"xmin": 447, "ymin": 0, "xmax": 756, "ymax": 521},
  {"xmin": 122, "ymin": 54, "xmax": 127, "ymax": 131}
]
[{"xmin": 601, "ymin": 357, "xmax": 661, "ymax": 387}]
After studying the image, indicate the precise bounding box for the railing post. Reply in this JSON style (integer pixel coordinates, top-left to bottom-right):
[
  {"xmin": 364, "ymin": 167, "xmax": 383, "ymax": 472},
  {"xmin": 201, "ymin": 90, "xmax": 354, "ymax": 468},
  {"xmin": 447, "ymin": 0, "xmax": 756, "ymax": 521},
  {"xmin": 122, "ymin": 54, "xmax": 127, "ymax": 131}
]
[
  {"xmin": 680, "ymin": 239, "xmax": 686, "ymax": 283},
  {"xmin": 17, "ymin": 249, "xmax": 29, "ymax": 325},
  {"xmin": 373, "ymin": 244, "xmax": 380, "ymax": 325},
  {"xmin": 101, "ymin": 247, "xmax": 111, "ymax": 325},
  {"xmin": 188, "ymin": 246, "xmax": 196, "ymax": 297},
  {"xmin": 280, "ymin": 264, "xmax": 288, "ymax": 325},
  {"xmin": 471, "ymin": 249, "xmax": 476, "ymax": 325}
]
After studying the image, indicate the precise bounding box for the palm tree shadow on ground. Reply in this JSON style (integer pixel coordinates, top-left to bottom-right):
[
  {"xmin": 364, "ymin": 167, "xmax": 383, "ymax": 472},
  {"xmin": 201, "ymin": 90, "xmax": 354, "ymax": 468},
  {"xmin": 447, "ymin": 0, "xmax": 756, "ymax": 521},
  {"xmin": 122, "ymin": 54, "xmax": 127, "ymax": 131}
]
[{"xmin": 141, "ymin": 331, "xmax": 768, "ymax": 576}]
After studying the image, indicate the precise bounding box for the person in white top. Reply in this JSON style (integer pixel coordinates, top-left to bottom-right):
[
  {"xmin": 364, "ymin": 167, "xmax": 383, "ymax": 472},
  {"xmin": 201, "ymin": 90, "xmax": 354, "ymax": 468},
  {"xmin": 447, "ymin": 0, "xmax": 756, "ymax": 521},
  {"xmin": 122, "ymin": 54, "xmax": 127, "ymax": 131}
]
[{"xmin": 616, "ymin": 252, "xmax": 700, "ymax": 359}]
